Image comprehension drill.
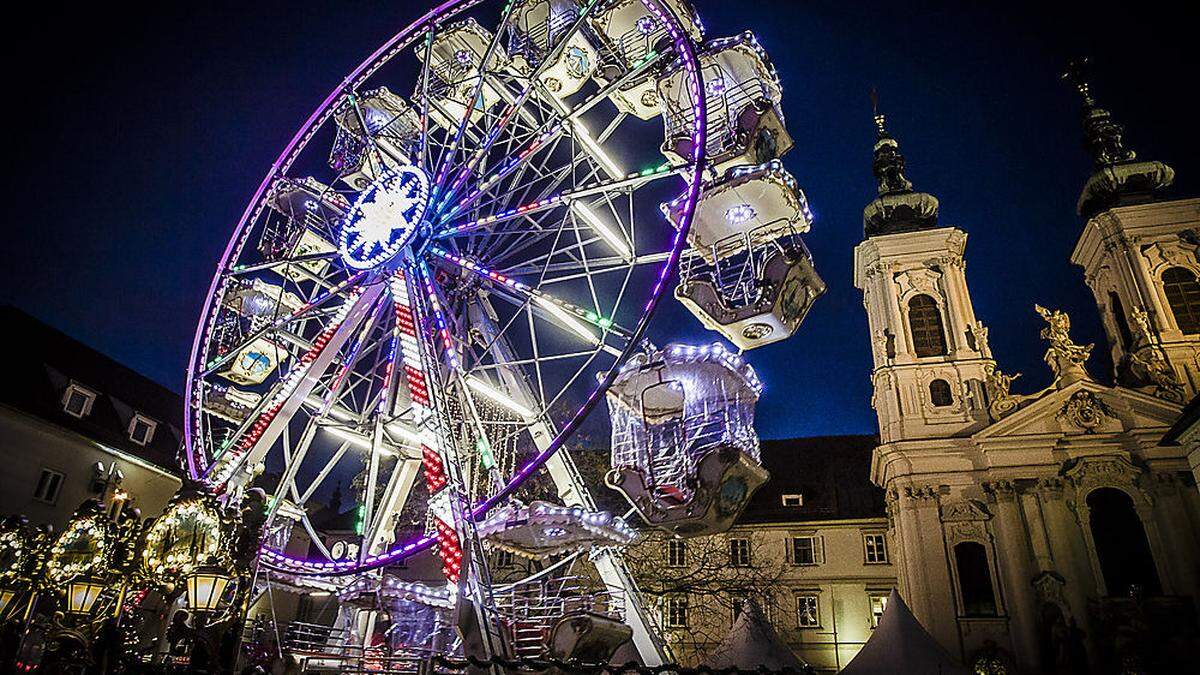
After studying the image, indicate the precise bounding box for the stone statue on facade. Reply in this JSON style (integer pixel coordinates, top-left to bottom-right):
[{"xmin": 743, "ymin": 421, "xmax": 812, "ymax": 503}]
[
  {"xmin": 1036, "ymin": 305, "xmax": 1093, "ymax": 387},
  {"xmin": 1125, "ymin": 306, "xmax": 1184, "ymax": 402}
]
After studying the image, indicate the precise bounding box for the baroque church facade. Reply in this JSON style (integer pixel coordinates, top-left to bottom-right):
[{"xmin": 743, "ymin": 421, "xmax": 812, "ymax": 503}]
[{"xmin": 854, "ymin": 65, "xmax": 1200, "ymax": 673}]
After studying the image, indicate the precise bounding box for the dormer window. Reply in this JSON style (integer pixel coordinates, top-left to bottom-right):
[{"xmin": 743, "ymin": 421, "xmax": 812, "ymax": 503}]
[
  {"xmin": 781, "ymin": 494, "xmax": 803, "ymax": 507},
  {"xmin": 62, "ymin": 383, "xmax": 98, "ymax": 418},
  {"xmin": 129, "ymin": 414, "xmax": 157, "ymax": 446}
]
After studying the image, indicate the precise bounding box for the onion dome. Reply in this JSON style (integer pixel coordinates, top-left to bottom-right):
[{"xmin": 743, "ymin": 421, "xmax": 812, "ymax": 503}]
[
  {"xmin": 1064, "ymin": 58, "xmax": 1175, "ymax": 219},
  {"xmin": 863, "ymin": 95, "xmax": 940, "ymax": 237}
]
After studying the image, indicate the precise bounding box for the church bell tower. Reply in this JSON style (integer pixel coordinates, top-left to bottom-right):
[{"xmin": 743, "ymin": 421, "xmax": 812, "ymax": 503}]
[
  {"xmin": 853, "ymin": 104, "xmax": 995, "ymax": 443},
  {"xmin": 1065, "ymin": 60, "xmax": 1200, "ymax": 401}
]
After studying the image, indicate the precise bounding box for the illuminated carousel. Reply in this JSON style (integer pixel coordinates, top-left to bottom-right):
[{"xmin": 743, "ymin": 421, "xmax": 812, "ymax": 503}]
[{"xmin": 184, "ymin": 0, "xmax": 824, "ymax": 667}]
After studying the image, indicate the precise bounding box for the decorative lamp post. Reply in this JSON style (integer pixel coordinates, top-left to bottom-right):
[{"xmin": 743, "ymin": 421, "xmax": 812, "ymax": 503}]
[
  {"xmin": 184, "ymin": 564, "xmax": 234, "ymax": 613},
  {"xmin": 65, "ymin": 577, "xmax": 106, "ymax": 615}
]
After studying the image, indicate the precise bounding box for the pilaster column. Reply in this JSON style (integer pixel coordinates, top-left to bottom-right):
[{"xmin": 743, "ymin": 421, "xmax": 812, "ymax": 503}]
[
  {"xmin": 1036, "ymin": 479, "xmax": 1096, "ymax": 629},
  {"xmin": 908, "ymin": 485, "xmax": 960, "ymax": 657},
  {"xmin": 984, "ymin": 480, "xmax": 1040, "ymax": 673}
]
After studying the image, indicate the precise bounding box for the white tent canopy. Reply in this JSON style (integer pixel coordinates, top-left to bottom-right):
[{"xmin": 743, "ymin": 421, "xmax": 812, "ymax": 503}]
[
  {"xmin": 840, "ymin": 589, "xmax": 970, "ymax": 675},
  {"xmin": 701, "ymin": 600, "xmax": 807, "ymax": 671}
]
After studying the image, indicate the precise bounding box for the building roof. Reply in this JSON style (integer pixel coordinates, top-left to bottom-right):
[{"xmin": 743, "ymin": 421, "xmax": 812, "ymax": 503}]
[
  {"xmin": 737, "ymin": 435, "xmax": 884, "ymax": 524},
  {"xmin": 0, "ymin": 305, "xmax": 183, "ymax": 475}
]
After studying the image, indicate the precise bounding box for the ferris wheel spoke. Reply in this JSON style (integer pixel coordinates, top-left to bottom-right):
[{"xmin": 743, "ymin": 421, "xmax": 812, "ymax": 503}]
[
  {"xmin": 200, "ymin": 270, "xmax": 368, "ymax": 378},
  {"xmin": 204, "ymin": 282, "xmax": 386, "ymax": 489},
  {"xmin": 438, "ymin": 163, "xmax": 681, "ymax": 239},
  {"xmin": 503, "ymin": 250, "xmax": 672, "ymax": 279},
  {"xmin": 433, "ymin": 0, "xmax": 614, "ymax": 209},
  {"xmin": 428, "ymin": 2, "xmax": 518, "ymax": 207},
  {"xmin": 429, "ymin": 246, "xmax": 632, "ymax": 343}
]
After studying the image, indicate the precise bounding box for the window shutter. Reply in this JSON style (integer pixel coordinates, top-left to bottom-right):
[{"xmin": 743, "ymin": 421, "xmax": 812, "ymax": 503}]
[
  {"xmin": 785, "ymin": 538, "xmax": 792, "ymax": 564},
  {"xmin": 814, "ymin": 536, "xmax": 825, "ymax": 564}
]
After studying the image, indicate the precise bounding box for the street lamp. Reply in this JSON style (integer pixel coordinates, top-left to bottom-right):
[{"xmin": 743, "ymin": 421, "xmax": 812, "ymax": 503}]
[
  {"xmin": 185, "ymin": 564, "xmax": 233, "ymax": 613},
  {"xmin": 65, "ymin": 577, "xmax": 106, "ymax": 614}
]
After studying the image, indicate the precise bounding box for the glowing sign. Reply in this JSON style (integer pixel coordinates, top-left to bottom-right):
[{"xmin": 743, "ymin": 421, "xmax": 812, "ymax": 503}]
[{"xmin": 339, "ymin": 165, "xmax": 430, "ymax": 270}]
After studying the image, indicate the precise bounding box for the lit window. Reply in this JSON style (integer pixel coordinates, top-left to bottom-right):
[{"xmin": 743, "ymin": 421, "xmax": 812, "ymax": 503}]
[
  {"xmin": 1162, "ymin": 267, "xmax": 1200, "ymax": 334},
  {"xmin": 729, "ymin": 538, "xmax": 752, "ymax": 567},
  {"xmin": 34, "ymin": 469, "xmax": 65, "ymax": 504},
  {"xmin": 781, "ymin": 494, "xmax": 803, "ymax": 507},
  {"xmin": 666, "ymin": 539, "xmax": 687, "ymax": 567},
  {"xmin": 790, "ymin": 536, "xmax": 822, "ymax": 566},
  {"xmin": 665, "ymin": 596, "xmax": 688, "ymax": 628},
  {"xmin": 128, "ymin": 414, "xmax": 157, "ymax": 446},
  {"xmin": 869, "ymin": 594, "xmax": 889, "ymax": 628},
  {"xmin": 62, "ymin": 384, "xmax": 97, "ymax": 418},
  {"xmin": 795, "ymin": 595, "xmax": 820, "ymax": 628},
  {"xmin": 864, "ymin": 533, "xmax": 888, "ymax": 564}
]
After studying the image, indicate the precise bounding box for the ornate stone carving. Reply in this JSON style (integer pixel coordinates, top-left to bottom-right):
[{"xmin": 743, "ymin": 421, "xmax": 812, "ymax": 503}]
[
  {"xmin": 969, "ymin": 321, "xmax": 990, "ymax": 354},
  {"xmin": 894, "ymin": 267, "xmax": 942, "ymax": 299},
  {"xmin": 983, "ymin": 362, "xmax": 1022, "ymax": 420},
  {"xmin": 983, "ymin": 480, "xmax": 1017, "ymax": 502},
  {"xmin": 1057, "ymin": 390, "xmax": 1115, "ymax": 433},
  {"xmin": 1125, "ymin": 306, "xmax": 1185, "ymax": 402},
  {"xmin": 1036, "ymin": 305, "xmax": 1093, "ymax": 387},
  {"xmin": 941, "ymin": 499, "xmax": 991, "ymax": 522}
]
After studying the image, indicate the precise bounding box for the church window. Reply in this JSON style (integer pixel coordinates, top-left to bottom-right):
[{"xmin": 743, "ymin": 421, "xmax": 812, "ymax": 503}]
[
  {"xmin": 908, "ymin": 294, "xmax": 948, "ymax": 357},
  {"xmin": 1109, "ymin": 292, "xmax": 1134, "ymax": 349},
  {"xmin": 954, "ymin": 542, "xmax": 997, "ymax": 616},
  {"xmin": 1162, "ymin": 267, "xmax": 1200, "ymax": 334},
  {"xmin": 929, "ymin": 379, "xmax": 953, "ymax": 407},
  {"xmin": 1087, "ymin": 488, "xmax": 1161, "ymax": 596}
]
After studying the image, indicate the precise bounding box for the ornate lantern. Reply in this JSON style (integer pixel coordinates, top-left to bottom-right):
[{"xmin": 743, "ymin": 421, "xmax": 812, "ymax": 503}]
[
  {"xmin": 184, "ymin": 564, "xmax": 234, "ymax": 613},
  {"xmin": 46, "ymin": 507, "xmax": 111, "ymax": 593},
  {"xmin": 141, "ymin": 489, "xmax": 228, "ymax": 586},
  {"xmin": 65, "ymin": 577, "xmax": 106, "ymax": 615}
]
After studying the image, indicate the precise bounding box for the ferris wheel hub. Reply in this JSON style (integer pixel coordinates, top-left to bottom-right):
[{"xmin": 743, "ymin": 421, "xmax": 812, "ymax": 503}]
[{"xmin": 338, "ymin": 164, "xmax": 432, "ymax": 271}]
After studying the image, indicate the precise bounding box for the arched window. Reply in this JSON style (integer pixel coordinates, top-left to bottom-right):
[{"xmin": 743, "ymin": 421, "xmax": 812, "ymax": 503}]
[
  {"xmin": 1108, "ymin": 292, "xmax": 1134, "ymax": 350},
  {"xmin": 1087, "ymin": 488, "xmax": 1161, "ymax": 596},
  {"xmin": 929, "ymin": 379, "xmax": 953, "ymax": 407},
  {"xmin": 908, "ymin": 294, "xmax": 947, "ymax": 357},
  {"xmin": 1162, "ymin": 267, "xmax": 1200, "ymax": 335},
  {"xmin": 954, "ymin": 542, "xmax": 997, "ymax": 616}
]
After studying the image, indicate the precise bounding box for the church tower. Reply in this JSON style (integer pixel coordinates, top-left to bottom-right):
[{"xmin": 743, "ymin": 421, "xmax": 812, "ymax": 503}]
[
  {"xmin": 854, "ymin": 105, "xmax": 994, "ymax": 443},
  {"xmin": 1066, "ymin": 60, "xmax": 1200, "ymax": 401}
]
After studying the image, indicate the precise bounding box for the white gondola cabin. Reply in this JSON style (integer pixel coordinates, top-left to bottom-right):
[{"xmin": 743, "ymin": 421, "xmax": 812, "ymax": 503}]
[
  {"xmin": 329, "ymin": 87, "xmax": 422, "ymax": 190},
  {"xmin": 261, "ymin": 176, "xmax": 344, "ymax": 282},
  {"xmin": 606, "ymin": 343, "xmax": 767, "ymax": 537},
  {"xmin": 665, "ymin": 161, "xmax": 826, "ymax": 349},
  {"xmin": 506, "ymin": 0, "xmax": 600, "ymax": 98},
  {"xmin": 416, "ymin": 18, "xmax": 512, "ymax": 130},
  {"xmin": 588, "ymin": 0, "xmax": 703, "ymax": 119},
  {"xmin": 657, "ymin": 32, "xmax": 792, "ymax": 174}
]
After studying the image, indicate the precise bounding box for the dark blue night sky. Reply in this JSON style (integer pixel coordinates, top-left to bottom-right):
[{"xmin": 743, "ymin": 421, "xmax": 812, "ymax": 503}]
[{"xmin": 4, "ymin": 1, "xmax": 1197, "ymax": 439}]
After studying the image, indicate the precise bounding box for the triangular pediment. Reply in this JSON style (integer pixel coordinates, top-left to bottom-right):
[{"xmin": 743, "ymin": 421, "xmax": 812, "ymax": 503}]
[{"xmin": 973, "ymin": 379, "xmax": 1182, "ymax": 441}]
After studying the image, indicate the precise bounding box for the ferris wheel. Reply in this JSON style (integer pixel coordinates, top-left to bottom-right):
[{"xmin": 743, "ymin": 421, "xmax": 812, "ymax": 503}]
[{"xmin": 184, "ymin": 0, "xmax": 823, "ymax": 665}]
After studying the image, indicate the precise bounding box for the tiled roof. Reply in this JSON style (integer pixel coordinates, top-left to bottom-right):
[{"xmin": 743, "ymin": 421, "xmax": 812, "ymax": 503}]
[
  {"xmin": 0, "ymin": 305, "xmax": 184, "ymax": 475},
  {"xmin": 737, "ymin": 435, "xmax": 885, "ymax": 524}
]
